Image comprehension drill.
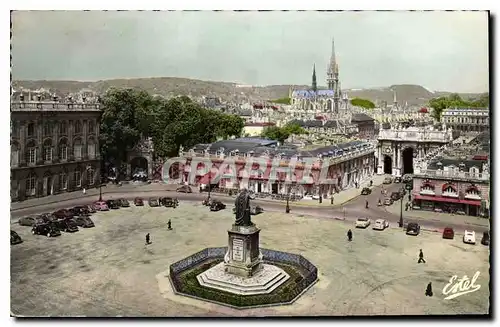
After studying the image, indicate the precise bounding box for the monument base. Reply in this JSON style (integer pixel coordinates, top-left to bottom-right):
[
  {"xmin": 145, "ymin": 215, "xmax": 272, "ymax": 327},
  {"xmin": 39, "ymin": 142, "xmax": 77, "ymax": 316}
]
[
  {"xmin": 197, "ymin": 262, "xmax": 290, "ymax": 295},
  {"xmin": 224, "ymin": 224, "xmax": 263, "ymax": 278}
]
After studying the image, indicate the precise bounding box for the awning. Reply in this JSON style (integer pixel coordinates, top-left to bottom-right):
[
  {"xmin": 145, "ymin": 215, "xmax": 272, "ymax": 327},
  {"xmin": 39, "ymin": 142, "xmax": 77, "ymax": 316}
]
[{"xmin": 413, "ymin": 194, "xmax": 481, "ymax": 206}]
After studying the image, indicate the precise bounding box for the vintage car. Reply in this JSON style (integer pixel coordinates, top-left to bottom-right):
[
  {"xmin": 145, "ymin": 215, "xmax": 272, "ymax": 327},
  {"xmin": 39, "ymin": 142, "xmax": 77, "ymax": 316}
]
[
  {"xmin": 134, "ymin": 197, "xmax": 144, "ymax": 206},
  {"xmin": 176, "ymin": 185, "xmax": 193, "ymax": 193},
  {"xmin": 69, "ymin": 206, "xmax": 91, "ymax": 217},
  {"xmin": 55, "ymin": 219, "xmax": 79, "ymax": 233},
  {"xmin": 118, "ymin": 198, "xmax": 130, "ymax": 207},
  {"xmin": 202, "ymin": 198, "xmax": 214, "ymax": 206},
  {"xmin": 383, "ymin": 177, "xmax": 393, "ymax": 184},
  {"xmin": 32, "ymin": 223, "xmax": 61, "ymax": 237},
  {"xmin": 481, "ymin": 231, "xmax": 490, "ymax": 245},
  {"xmin": 106, "ymin": 200, "xmax": 120, "ymax": 209},
  {"xmin": 53, "ymin": 209, "xmax": 74, "ymax": 219},
  {"xmin": 383, "ymin": 198, "xmax": 394, "ymax": 206},
  {"xmin": 232, "ymin": 205, "xmax": 264, "ymax": 215},
  {"xmin": 18, "ymin": 216, "xmax": 40, "ymax": 227},
  {"xmin": 148, "ymin": 197, "xmax": 160, "ymax": 207},
  {"xmin": 38, "ymin": 213, "xmax": 57, "ymax": 222},
  {"xmin": 93, "ymin": 201, "xmax": 109, "ymax": 211},
  {"xmin": 85, "ymin": 204, "xmax": 97, "ymax": 213},
  {"xmin": 406, "ymin": 222, "xmax": 420, "ymax": 236},
  {"xmin": 463, "ymin": 230, "xmax": 476, "ymax": 245},
  {"xmin": 394, "ymin": 176, "xmax": 402, "ymax": 183},
  {"xmin": 355, "ymin": 218, "xmax": 371, "ymax": 229},
  {"xmin": 442, "ymin": 227, "xmax": 455, "ymax": 239},
  {"xmin": 373, "ymin": 219, "xmax": 389, "ymax": 231},
  {"xmin": 390, "ymin": 191, "xmax": 402, "ymax": 201},
  {"xmin": 74, "ymin": 216, "xmax": 95, "ymax": 228},
  {"xmin": 210, "ymin": 200, "xmax": 226, "ymax": 211},
  {"xmin": 361, "ymin": 187, "xmax": 372, "ymax": 195},
  {"xmin": 160, "ymin": 197, "xmax": 178, "ymax": 208},
  {"xmin": 11, "ymin": 230, "xmax": 23, "ymax": 245}
]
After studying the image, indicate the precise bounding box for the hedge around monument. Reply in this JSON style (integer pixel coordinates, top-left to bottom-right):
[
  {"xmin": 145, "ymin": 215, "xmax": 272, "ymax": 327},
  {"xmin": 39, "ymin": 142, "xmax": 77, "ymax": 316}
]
[{"xmin": 174, "ymin": 259, "xmax": 307, "ymax": 308}]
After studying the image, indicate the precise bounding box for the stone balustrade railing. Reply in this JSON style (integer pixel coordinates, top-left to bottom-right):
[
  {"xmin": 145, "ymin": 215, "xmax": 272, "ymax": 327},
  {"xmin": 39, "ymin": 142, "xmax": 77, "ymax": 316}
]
[{"xmin": 414, "ymin": 169, "xmax": 489, "ymax": 182}]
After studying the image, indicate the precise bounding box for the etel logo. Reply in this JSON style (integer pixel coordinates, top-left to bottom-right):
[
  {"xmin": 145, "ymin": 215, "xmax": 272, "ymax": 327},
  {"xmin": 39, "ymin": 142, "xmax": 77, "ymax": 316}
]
[{"xmin": 442, "ymin": 271, "xmax": 481, "ymax": 300}]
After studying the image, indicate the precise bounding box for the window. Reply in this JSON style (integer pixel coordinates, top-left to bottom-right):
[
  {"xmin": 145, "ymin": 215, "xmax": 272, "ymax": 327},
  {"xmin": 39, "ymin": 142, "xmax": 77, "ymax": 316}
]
[
  {"xmin": 87, "ymin": 141, "xmax": 96, "ymax": 159},
  {"xmin": 26, "ymin": 141, "xmax": 37, "ymax": 164},
  {"xmin": 26, "ymin": 174, "xmax": 36, "ymax": 196},
  {"xmin": 27, "ymin": 122, "xmax": 35, "ymax": 137},
  {"xmin": 75, "ymin": 121, "xmax": 82, "ymax": 134},
  {"xmin": 11, "ymin": 143, "xmax": 19, "ymax": 167},
  {"xmin": 74, "ymin": 139, "xmax": 82, "ymax": 159},
  {"xmin": 420, "ymin": 184, "xmax": 435, "ymax": 195},
  {"xmin": 59, "ymin": 121, "xmax": 67, "ymax": 134},
  {"xmin": 59, "ymin": 140, "xmax": 68, "ymax": 161},
  {"xmin": 443, "ymin": 185, "xmax": 458, "ymax": 197},
  {"xmin": 75, "ymin": 170, "xmax": 82, "ymax": 188},
  {"xmin": 88, "ymin": 120, "xmax": 95, "ymax": 134},
  {"xmin": 59, "ymin": 173, "xmax": 68, "ymax": 190},
  {"xmin": 11, "ymin": 121, "xmax": 18, "ymax": 137},
  {"xmin": 43, "ymin": 122, "xmax": 53, "ymax": 136},
  {"xmin": 43, "ymin": 140, "xmax": 53, "ymax": 162},
  {"xmin": 87, "ymin": 167, "xmax": 95, "ymax": 186}
]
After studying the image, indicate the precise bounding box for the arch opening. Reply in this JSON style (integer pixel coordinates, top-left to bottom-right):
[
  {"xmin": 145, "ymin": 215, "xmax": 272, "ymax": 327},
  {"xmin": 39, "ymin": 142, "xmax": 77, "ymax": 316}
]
[
  {"xmin": 130, "ymin": 156, "xmax": 148, "ymax": 181},
  {"xmin": 383, "ymin": 155, "xmax": 392, "ymax": 174},
  {"xmin": 402, "ymin": 147, "xmax": 414, "ymax": 175}
]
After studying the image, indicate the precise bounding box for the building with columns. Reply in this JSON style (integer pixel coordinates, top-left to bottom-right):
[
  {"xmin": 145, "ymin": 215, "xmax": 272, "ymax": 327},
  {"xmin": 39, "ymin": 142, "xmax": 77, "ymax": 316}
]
[
  {"xmin": 441, "ymin": 108, "xmax": 490, "ymax": 133},
  {"xmin": 170, "ymin": 137, "xmax": 376, "ymax": 198},
  {"xmin": 10, "ymin": 91, "xmax": 101, "ymax": 201},
  {"xmin": 376, "ymin": 123, "xmax": 453, "ymax": 177}
]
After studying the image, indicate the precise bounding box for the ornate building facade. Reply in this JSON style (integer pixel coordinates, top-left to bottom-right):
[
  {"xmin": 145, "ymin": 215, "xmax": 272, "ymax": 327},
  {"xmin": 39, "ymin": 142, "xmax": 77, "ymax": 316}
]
[
  {"xmin": 290, "ymin": 38, "xmax": 349, "ymax": 113},
  {"xmin": 10, "ymin": 91, "xmax": 101, "ymax": 201},
  {"xmin": 441, "ymin": 108, "xmax": 490, "ymax": 133}
]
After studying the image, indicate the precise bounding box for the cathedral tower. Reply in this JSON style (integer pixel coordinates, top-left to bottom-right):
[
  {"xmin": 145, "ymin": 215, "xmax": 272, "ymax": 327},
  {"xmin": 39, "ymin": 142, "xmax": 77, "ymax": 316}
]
[
  {"xmin": 327, "ymin": 38, "xmax": 340, "ymax": 114},
  {"xmin": 312, "ymin": 64, "xmax": 317, "ymax": 92}
]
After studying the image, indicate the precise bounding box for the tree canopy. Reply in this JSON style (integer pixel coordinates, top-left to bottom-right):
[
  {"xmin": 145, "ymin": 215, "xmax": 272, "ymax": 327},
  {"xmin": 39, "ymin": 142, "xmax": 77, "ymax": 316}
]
[
  {"xmin": 350, "ymin": 97, "xmax": 375, "ymax": 109},
  {"xmin": 260, "ymin": 122, "xmax": 308, "ymax": 143},
  {"xmin": 428, "ymin": 93, "xmax": 489, "ymax": 121},
  {"xmin": 99, "ymin": 88, "xmax": 245, "ymax": 164},
  {"xmin": 270, "ymin": 97, "xmax": 291, "ymax": 105}
]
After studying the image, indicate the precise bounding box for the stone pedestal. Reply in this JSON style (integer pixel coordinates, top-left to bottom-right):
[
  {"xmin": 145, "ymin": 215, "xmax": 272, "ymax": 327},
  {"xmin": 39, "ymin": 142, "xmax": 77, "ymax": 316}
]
[{"xmin": 224, "ymin": 224, "xmax": 263, "ymax": 278}]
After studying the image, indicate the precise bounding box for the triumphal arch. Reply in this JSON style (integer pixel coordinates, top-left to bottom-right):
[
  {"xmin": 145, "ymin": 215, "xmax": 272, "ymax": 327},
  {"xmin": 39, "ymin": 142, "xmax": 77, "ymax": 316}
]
[{"xmin": 376, "ymin": 123, "xmax": 453, "ymax": 177}]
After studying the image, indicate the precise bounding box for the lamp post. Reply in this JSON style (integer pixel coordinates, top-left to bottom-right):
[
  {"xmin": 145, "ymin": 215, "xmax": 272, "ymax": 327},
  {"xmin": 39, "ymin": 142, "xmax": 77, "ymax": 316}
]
[
  {"xmin": 207, "ymin": 172, "xmax": 212, "ymax": 201},
  {"xmin": 399, "ymin": 186, "xmax": 406, "ymax": 228}
]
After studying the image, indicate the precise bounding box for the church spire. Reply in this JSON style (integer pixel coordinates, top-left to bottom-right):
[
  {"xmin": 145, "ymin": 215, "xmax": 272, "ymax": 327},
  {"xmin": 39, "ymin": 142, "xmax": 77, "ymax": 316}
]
[
  {"xmin": 312, "ymin": 64, "xmax": 317, "ymax": 92},
  {"xmin": 329, "ymin": 37, "xmax": 336, "ymax": 73}
]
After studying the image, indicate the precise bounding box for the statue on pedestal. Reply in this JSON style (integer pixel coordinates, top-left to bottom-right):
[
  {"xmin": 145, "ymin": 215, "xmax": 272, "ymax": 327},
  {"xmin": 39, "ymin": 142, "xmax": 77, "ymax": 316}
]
[{"xmin": 234, "ymin": 189, "xmax": 253, "ymax": 227}]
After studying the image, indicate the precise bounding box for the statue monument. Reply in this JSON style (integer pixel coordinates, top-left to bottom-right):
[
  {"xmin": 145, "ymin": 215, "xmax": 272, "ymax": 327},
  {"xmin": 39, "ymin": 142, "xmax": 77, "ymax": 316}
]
[{"xmin": 196, "ymin": 189, "xmax": 290, "ymax": 295}]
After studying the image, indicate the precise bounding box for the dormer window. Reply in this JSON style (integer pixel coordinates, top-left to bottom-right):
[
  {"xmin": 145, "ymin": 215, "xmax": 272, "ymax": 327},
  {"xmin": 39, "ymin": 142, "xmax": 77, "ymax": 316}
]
[
  {"xmin": 442, "ymin": 184, "xmax": 458, "ymax": 197},
  {"xmin": 420, "ymin": 183, "xmax": 435, "ymax": 196},
  {"xmin": 469, "ymin": 166, "xmax": 479, "ymax": 176},
  {"xmin": 465, "ymin": 185, "xmax": 481, "ymax": 200}
]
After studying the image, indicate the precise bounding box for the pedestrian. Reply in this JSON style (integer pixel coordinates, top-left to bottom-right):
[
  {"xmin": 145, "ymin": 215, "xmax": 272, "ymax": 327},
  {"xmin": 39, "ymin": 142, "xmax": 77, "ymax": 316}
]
[
  {"xmin": 330, "ymin": 196, "xmax": 334, "ymax": 205},
  {"xmin": 83, "ymin": 188, "xmax": 86, "ymax": 195},
  {"xmin": 418, "ymin": 249, "xmax": 426, "ymax": 263},
  {"xmin": 425, "ymin": 282, "xmax": 433, "ymax": 297},
  {"xmin": 370, "ymin": 180, "xmax": 373, "ymax": 187},
  {"xmin": 145, "ymin": 233, "xmax": 151, "ymax": 245},
  {"xmin": 365, "ymin": 200, "xmax": 369, "ymax": 209},
  {"xmin": 167, "ymin": 219, "xmax": 172, "ymax": 230},
  {"xmin": 405, "ymin": 203, "xmax": 409, "ymax": 211},
  {"xmin": 347, "ymin": 229, "xmax": 353, "ymax": 242}
]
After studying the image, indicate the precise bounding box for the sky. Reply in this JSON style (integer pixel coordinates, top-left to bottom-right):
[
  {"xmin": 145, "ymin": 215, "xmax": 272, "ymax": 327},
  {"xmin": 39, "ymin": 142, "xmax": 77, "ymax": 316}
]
[{"xmin": 11, "ymin": 11, "xmax": 489, "ymax": 93}]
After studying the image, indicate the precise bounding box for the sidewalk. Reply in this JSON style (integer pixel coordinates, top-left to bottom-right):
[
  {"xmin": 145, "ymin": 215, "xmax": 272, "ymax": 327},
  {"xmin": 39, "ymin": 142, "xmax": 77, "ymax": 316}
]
[{"xmin": 384, "ymin": 198, "xmax": 490, "ymax": 229}]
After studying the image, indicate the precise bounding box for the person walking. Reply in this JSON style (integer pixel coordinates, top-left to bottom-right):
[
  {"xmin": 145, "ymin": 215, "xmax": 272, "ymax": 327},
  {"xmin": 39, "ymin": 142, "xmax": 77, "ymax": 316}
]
[
  {"xmin": 145, "ymin": 233, "xmax": 151, "ymax": 245},
  {"xmin": 425, "ymin": 282, "xmax": 433, "ymax": 297},
  {"xmin": 82, "ymin": 188, "xmax": 86, "ymax": 195},
  {"xmin": 167, "ymin": 220, "xmax": 172, "ymax": 230},
  {"xmin": 347, "ymin": 229, "xmax": 353, "ymax": 242},
  {"xmin": 418, "ymin": 249, "xmax": 426, "ymax": 263}
]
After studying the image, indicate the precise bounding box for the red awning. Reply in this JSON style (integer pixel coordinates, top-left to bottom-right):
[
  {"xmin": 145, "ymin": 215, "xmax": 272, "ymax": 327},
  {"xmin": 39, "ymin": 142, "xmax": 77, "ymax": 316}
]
[{"xmin": 414, "ymin": 194, "xmax": 481, "ymax": 206}]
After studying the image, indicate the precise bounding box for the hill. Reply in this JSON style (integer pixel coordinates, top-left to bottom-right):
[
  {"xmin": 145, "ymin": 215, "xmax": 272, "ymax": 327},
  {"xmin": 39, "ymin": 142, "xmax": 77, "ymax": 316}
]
[{"xmin": 11, "ymin": 78, "xmax": 485, "ymax": 106}]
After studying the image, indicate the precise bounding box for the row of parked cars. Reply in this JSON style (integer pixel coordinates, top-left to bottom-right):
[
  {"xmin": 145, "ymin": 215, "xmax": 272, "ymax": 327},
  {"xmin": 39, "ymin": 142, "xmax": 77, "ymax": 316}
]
[
  {"xmin": 354, "ymin": 217, "xmax": 490, "ymax": 245},
  {"xmin": 201, "ymin": 197, "xmax": 264, "ymax": 214}
]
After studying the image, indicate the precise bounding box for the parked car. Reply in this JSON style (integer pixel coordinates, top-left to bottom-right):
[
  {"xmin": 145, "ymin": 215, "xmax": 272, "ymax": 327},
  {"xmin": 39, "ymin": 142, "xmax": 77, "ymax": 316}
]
[
  {"xmin": 11, "ymin": 230, "xmax": 23, "ymax": 245},
  {"xmin": 383, "ymin": 198, "xmax": 393, "ymax": 206},
  {"xmin": 202, "ymin": 198, "xmax": 214, "ymax": 206},
  {"xmin": 118, "ymin": 198, "xmax": 130, "ymax": 207},
  {"xmin": 176, "ymin": 185, "xmax": 193, "ymax": 193},
  {"xmin": 383, "ymin": 177, "xmax": 393, "ymax": 184},
  {"xmin": 149, "ymin": 197, "xmax": 160, "ymax": 207},
  {"xmin": 93, "ymin": 201, "xmax": 109, "ymax": 211},
  {"xmin": 85, "ymin": 204, "xmax": 97, "ymax": 213},
  {"xmin": 481, "ymin": 231, "xmax": 490, "ymax": 245},
  {"xmin": 373, "ymin": 219, "xmax": 389, "ymax": 231},
  {"xmin": 18, "ymin": 216, "xmax": 39, "ymax": 227},
  {"xmin": 69, "ymin": 206, "xmax": 91, "ymax": 217},
  {"xmin": 442, "ymin": 227, "xmax": 455, "ymax": 239},
  {"xmin": 394, "ymin": 176, "xmax": 402, "ymax": 183},
  {"xmin": 106, "ymin": 200, "xmax": 120, "ymax": 209},
  {"xmin": 38, "ymin": 213, "xmax": 57, "ymax": 222},
  {"xmin": 390, "ymin": 192, "xmax": 402, "ymax": 201},
  {"xmin": 55, "ymin": 219, "xmax": 79, "ymax": 233},
  {"xmin": 134, "ymin": 197, "xmax": 144, "ymax": 206},
  {"xmin": 53, "ymin": 209, "xmax": 74, "ymax": 219},
  {"xmin": 406, "ymin": 222, "xmax": 420, "ymax": 236},
  {"xmin": 355, "ymin": 218, "xmax": 371, "ymax": 229},
  {"xmin": 463, "ymin": 230, "xmax": 476, "ymax": 245},
  {"xmin": 210, "ymin": 200, "xmax": 226, "ymax": 211},
  {"xmin": 74, "ymin": 216, "xmax": 95, "ymax": 228},
  {"xmin": 32, "ymin": 223, "xmax": 61, "ymax": 237},
  {"xmin": 361, "ymin": 187, "xmax": 372, "ymax": 195},
  {"xmin": 160, "ymin": 197, "xmax": 178, "ymax": 208}
]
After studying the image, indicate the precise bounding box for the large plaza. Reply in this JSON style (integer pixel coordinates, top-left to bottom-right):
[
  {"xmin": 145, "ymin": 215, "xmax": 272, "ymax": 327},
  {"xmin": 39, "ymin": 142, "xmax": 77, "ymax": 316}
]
[{"xmin": 11, "ymin": 202, "xmax": 490, "ymax": 316}]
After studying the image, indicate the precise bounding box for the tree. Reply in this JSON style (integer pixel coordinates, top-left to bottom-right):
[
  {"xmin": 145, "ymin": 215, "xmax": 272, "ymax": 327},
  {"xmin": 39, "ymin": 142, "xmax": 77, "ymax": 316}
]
[
  {"xmin": 428, "ymin": 93, "xmax": 489, "ymax": 122},
  {"xmin": 261, "ymin": 122, "xmax": 307, "ymax": 143},
  {"xmin": 350, "ymin": 98, "xmax": 375, "ymax": 109},
  {"xmin": 271, "ymin": 97, "xmax": 291, "ymax": 105}
]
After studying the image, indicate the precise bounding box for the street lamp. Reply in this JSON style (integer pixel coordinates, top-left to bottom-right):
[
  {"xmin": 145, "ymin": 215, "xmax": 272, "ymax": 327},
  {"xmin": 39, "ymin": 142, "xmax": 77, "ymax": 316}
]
[
  {"xmin": 399, "ymin": 186, "xmax": 406, "ymax": 228},
  {"xmin": 86, "ymin": 165, "xmax": 102, "ymax": 201},
  {"xmin": 207, "ymin": 172, "xmax": 212, "ymax": 201}
]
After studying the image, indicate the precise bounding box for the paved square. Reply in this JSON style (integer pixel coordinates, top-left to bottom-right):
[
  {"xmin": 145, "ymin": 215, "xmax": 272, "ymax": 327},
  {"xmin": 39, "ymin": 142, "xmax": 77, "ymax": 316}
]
[{"xmin": 11, "ymin": 202, "xmax": 490, "ymax": 316}]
